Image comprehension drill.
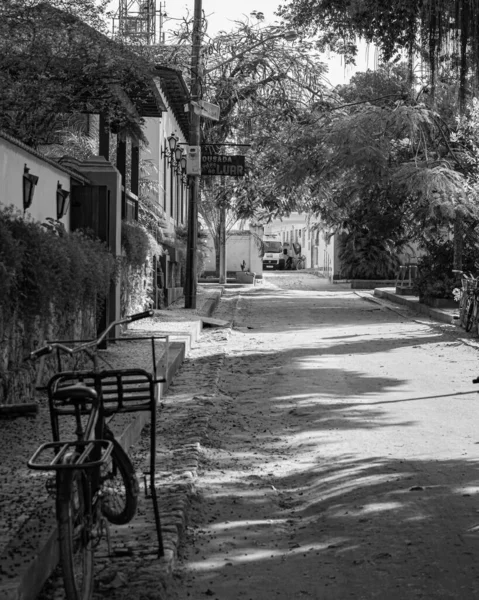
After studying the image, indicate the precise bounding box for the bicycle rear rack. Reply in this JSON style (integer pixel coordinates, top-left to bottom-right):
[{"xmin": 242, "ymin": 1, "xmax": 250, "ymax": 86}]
[{"xmin": 28, "ymin": 439, "xmax": 113, "ymax": 471}]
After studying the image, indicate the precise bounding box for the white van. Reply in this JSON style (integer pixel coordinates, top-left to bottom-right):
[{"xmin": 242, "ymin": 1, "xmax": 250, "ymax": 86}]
[{"xmin": 262, "ymin": 235, "xmax": 284, "ymax": 270}]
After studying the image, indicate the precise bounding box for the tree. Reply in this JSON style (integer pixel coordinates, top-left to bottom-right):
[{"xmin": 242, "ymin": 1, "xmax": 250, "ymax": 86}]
[
  {"xmin": 245, "ymin": 53, "xmax": 479, "ymax": 277},
  {"xmin": 166, "ymin": 14, "xmax": 333, "ymax": 271},
  {"xmin": 199, "ymin": 178, "xmax": 241, "ymax": 274},
  {"xmin": 278, "ymin": 0, "xmax": 479, "ymax": 108},
  {"xmin": 0, "ymin": 0, "xmax": 158, "ymax": 147}
]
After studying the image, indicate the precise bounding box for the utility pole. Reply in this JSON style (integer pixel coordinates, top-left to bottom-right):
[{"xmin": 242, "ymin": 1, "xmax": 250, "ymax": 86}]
[
  {"xmin": 219, "ymin": 176, "xmax": 226, "ymax": 284},
  {"xmin": 184, "ymin": 0, "xmax": 202, "ymax": 308}
]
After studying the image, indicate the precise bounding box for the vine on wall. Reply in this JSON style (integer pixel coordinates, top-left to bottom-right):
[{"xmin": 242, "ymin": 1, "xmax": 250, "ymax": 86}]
[{"xmin": 120, "ymin": 220, "xmax": 163, "ymax": 315}]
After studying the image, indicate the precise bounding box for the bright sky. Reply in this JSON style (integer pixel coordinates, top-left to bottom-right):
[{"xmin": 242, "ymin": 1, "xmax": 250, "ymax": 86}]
[
  {"xmin": 163, "ymin": 0, "xmax": 375, "ymax": 85},
  {"xmin": 106, "ymin": 0, "xmax": 375, "ymax": 85},
  {"xmin": 165, "ymin": 0, "xmax": 284, "ymax": 36}
]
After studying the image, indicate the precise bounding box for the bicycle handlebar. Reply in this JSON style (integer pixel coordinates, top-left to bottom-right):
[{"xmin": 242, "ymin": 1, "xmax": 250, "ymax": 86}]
[
  {"xmin": 128, "ymin": 310, "xmax": 153, "ymax": 322},
  {"xmin": 25, "ymin": 309, "xmax": 154, "ymax": 361},
  {"xmin": 25, "ymin": 344, "xmax": 55, "ymax": 361}
]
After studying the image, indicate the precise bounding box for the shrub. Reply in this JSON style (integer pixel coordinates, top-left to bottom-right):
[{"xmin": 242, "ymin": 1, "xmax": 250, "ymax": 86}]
[
  {"xmin": 339, "ymin": 231, "xmax": 400, "ymax": 280},
  {"xmin": 415, "ymin": 237, "xmax": 477, "ymax": 301},
  {"xmin": 120, "ymin": 220, "xmax": 161, "ymax": 315},
  {"xmin": 121, "ymin": 220, "xmax": 152, "ymax": 270},
  {"xmin": 0, "ymin": 205, "xmax": 117, "ymax": 330}
]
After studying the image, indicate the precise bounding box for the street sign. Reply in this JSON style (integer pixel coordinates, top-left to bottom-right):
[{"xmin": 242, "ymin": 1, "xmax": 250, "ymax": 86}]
[
  {"xmin": 201, "ymin": 154, "xmax": 246, "ymax": 177},
  {"xmin": 198, "ymin": 100, "xmax": 220, "ymax": 121},
  {"xmin": 186, "ymin": 146, "xmax": 201, "ymax": 175},
  {"xmin": 185, "ymin": 101, "xmax": 221, "ymax": 121}
]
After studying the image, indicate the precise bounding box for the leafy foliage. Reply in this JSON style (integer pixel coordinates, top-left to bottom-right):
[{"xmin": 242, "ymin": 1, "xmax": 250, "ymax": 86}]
[
  {"xmin": 0, "ymin": 0, "xmax": 157, "ymax": 146},
  {"xmin": 120, "ymin": 221, "xmax": 161, "ymax": 316},
  {"xmin": 121, "ymin": 221, "xmax": 152, "ymax": 270},
  {"xmin": 257, "ymin": 60, "xmax": 479, "ymax": 246},
  {"xmin": 278, "ymin": 0, "xmax": 479, "ymax": 108},
  {"xmin": 338, "ymin": 231, "xmax": 401, "ymax": 279},
  {"xmin": 0, "ymin": 205, "xmax": 117, "ymax": 328},
  {"xmin": 415, "ymin": 223, "xmax": 479, "ymax": 300},
  {"xmin": 167, "ymin": 15, "xmax": 331, "ymax": 229}
]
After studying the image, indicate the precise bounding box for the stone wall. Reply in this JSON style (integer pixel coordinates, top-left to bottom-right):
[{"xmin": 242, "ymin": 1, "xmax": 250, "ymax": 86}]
[{"xmin": 0, "ymin": 306, "xmax": 97, "ymax": 405}]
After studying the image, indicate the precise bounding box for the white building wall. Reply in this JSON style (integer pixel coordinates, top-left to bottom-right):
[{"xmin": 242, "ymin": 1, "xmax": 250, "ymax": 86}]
[
  {"xmin": 227, "ymin": 232, "xmax": 262, "ymax": 273},
  {"xmin": 315, "ymin": 229, "xmax": 341, "ymax": 279},
  {"xmin": 202, "ymin": 230, "xmax": 263, "ymax": 275},
  {"xmin": 0, "ymin": 136, "xmax": 71, "ymax": 228},
  {"xmin": 143, "ymin": 97, "xmax": 188, "ymax": 240},
  {"xmin": 265, "ymin": 213, "xmax": 319, "ymax": 269}
]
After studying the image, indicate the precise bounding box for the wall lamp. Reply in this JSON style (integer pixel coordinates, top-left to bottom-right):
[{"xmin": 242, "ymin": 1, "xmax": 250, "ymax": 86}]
[
  {"xmin": 174, "ymin": 147, "xmax": 185, "ymax": 174},
  {"xmin": 175, "ymin": 146, "xmax": 183, "ymax": 162},
  {"xmin": 56, "ymin": 182, "xmax": 70, "ymax": 220},
  {"xmin": 23, "ymin": 164, "xmax": 39, "ymax": 212},
  {"xmin": 161, "ymin": 133, "xmax": 180, "ymax": 165},
  {"xmin": 168, "ymin": 133, "xmax": 179, "ymax": 152}
]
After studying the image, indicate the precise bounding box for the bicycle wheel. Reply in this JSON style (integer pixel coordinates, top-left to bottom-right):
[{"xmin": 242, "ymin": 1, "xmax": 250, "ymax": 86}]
[
  {"xmin": 100, "ymin": 434, "xmax": 139, "ymax": 525},
  {"xmin": 465, "ymin": 298, "xmax": 475, "ymax": 332},
  {"xmin": 57, "ymin": 469, "xmax": 94, "ymax": 600},
  {"xmin": 460, "ymin": 295, "xmax": 470, "ymax": 328},
  {"xmin": 296, "ymin": 257, "xmax": 305, "ymax": 270}
]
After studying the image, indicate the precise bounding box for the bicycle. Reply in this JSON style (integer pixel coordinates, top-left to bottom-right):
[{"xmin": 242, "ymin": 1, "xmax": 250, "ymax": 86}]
[
  {"xmin": 296, "ymin": 255, "xmax": 307, "ymax": 270},
  {"xmin": 26, "ymin": 310, "xmax": 166, "ymax": 600},
  {"xmin": 452, "ymin": 270, "xmax": 478, "ymax": 331}
]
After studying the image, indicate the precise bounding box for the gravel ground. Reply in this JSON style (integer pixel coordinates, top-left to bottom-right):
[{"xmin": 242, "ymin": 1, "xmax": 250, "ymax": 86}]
[{"xmin": 170, "ymin": 273, "xmax": 479, "ymax": 600}]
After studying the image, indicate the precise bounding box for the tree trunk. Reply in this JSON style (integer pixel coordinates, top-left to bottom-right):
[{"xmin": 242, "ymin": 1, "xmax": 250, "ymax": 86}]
[
  {"xmin": 453, "ymin": 214, "xmax": 463, "ymax": 271},
  {"xmin": 219, "ymin": 201, "xmax": 226, "ymax": 284},
  {"xmin": 214, "ymin": 233, "xmax": 220, "ymax": 276}
]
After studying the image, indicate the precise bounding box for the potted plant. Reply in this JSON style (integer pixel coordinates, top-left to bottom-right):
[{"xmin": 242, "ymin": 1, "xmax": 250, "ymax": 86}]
[{"xmin": 236, "ymin": 260, "xmax": 255, "ymax": 284}]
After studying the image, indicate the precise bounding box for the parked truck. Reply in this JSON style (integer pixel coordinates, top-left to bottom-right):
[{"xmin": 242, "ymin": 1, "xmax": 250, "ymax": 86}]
[{"xmin": 262, "ymin": 234, "xmax": 284, "ymax": 270}]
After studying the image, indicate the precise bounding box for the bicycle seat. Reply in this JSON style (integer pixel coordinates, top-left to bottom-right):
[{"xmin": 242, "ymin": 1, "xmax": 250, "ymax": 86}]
[{"xmin": 53, "ymin": 384, "xmax": 98, "ymax": 402}]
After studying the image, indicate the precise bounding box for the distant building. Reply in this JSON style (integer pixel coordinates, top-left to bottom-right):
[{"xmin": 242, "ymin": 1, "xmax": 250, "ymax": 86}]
[{"xmin": 264, "ymin": 213, "xmax": 342, "ymax": 279}]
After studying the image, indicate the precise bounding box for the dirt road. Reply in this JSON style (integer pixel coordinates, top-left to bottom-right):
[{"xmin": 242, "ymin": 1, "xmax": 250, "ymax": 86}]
[{"xmin": 172, "ymin": 272, "xmax": 479, "ymax": 600}]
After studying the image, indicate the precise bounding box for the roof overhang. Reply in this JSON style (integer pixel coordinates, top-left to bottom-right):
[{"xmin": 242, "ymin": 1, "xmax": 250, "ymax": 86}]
[{"xmin": 154, "ymin": 66, "xmax": 190, "ymax": 138}]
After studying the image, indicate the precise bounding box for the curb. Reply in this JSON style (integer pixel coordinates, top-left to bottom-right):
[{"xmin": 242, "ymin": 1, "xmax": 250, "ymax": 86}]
[
  {"xmin": 373, "ymin": 287, "xmax": 458, "ymax": 325},
  {"xmin": 1, "ymin": 291, "xmax": 225, "ymax": 600}
]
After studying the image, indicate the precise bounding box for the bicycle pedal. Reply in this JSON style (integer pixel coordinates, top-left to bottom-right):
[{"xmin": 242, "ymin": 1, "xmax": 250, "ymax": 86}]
[{"xmin": 45, "ymin": 476, "xmax": 56, "ymax": 498}]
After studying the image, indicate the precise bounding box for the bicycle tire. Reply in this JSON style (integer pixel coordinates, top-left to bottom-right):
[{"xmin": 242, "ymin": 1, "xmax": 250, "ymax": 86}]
[
  {"xmin": 57, "ymin": 468, "xmax": 94, "ymax": 600},
  {"xmin": 100, "ymin": 433, "xmax": 139, "ymax": 525},
  {"xmin": 465, "ymin": 298, "xmax": 475, "ymax": 332},
  {"xmin": 296, "ymin": 259, "xmax": 304, "ymax": 270},
  {"xmin": 460, "ymin": 296, "xmax": 470, "ymax": 328}
]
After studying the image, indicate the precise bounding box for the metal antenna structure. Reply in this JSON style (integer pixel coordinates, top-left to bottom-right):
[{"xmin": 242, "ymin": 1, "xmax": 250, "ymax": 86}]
[{"xmin": 112, "ymin": 0, "xmax": 166, "ymax": 45}]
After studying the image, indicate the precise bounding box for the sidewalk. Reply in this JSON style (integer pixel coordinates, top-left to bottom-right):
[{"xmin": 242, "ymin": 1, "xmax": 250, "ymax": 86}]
[
  {"xmin": 373, "ymin": 287, "xmax": 459, "ymax": 325},
  {"xmin": 0, "ymin": 285, "xmax": 228, "ymax": 600}
]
